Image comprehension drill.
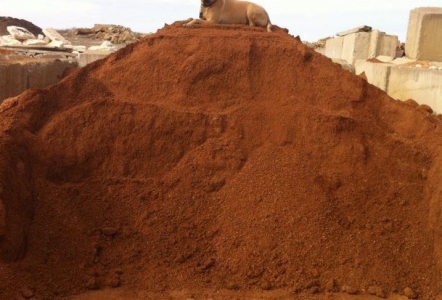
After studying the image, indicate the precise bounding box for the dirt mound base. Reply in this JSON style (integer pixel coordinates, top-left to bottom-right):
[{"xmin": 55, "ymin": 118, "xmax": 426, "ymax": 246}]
[{"xmin": 0, "ymin": 23, "xmax": 442, "ymax": 299}]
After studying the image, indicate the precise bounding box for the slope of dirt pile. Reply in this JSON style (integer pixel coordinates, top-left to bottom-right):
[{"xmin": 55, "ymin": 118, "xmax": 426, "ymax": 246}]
[
  {"xmin": 1, "ymin": 23, "xmax": 442, "ymax": 300},
  {"xmin": 0, "ymin": 16, "xmax": 43, "ymax": 36}
]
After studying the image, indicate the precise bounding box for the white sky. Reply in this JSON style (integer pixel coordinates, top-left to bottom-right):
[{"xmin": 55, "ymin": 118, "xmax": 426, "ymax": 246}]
[{"xmin": 2, "ymin": 0, "xmax": 442, "ymax": 42}]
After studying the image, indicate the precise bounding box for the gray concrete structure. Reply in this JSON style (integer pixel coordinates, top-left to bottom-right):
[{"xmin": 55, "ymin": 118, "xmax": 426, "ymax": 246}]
[
  {"xmin": 406, "ymin": 7, "xmax": 442, "ymax": 62},
  {"xmin": 0, "ymin": 59, "xmax": 78, "ymax": 103}
]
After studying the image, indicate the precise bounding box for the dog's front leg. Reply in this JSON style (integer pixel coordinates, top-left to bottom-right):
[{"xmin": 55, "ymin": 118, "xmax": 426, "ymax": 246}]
[
  {"xmin": 183, "ymin": 19, "xmax": 216, "ymax": 27},
  {"xmin": 178, "ymin": 18, "xmax": 195, "ymax": 26}
]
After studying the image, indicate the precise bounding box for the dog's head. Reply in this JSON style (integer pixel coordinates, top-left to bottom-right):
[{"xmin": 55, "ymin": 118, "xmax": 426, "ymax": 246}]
[{"xmin": 201, "ymin": 0, "xmax": 218, "ymax": 7}]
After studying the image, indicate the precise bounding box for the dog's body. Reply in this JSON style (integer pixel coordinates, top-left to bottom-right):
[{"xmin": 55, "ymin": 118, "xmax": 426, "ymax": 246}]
[{"xmin": 185, "ymin": 0, "xmax": 272, "ymax": 32}]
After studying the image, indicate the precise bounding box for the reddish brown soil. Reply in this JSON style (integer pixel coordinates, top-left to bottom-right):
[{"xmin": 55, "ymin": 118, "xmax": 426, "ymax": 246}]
[{"xmin": 1, "ymin": 22, "xmax": 442, "ymax": 300}]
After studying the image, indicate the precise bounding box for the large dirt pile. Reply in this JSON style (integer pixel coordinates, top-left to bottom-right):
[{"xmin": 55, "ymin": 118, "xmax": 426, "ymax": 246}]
[
  {"xmin": 0, "ymin": 16, "xmax": 43, "ymax": 36},
  {"xmin": 1, "ymin": 23, "xmax": 442, "ymax": 299}
]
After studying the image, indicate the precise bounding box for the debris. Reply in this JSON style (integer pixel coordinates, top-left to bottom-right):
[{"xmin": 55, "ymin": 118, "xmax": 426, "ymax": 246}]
[
  {"xmin": 0, "ymin": 35, "xmax": 21, "ymax": 46},
  {"xmin": 43, "ymin": 27, "xmax": 71, "ymax": 46},
  {"xmin": 23, "ymin": 38, "xmax": 49, "ymax": 46},
  {"xmin": 6, "ymin": 25, "xmax": 35, "ymax": 40},
  {"xmin": 88, "ymin": 40, "xmax": 116, "ymax": 51}
]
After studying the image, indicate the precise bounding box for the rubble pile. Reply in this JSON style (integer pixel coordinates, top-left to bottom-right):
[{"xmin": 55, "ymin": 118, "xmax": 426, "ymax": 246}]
[
  {"xmin": 0, "ymin": 17, "xmax": 144, "ymax": 54},
  {"xmin": 0, "ymin": 25, "xmax": 119, "ymax": 53},
  {"xmin": 75, "ymin": 24, "xmax": 147, "ymax": 44}
]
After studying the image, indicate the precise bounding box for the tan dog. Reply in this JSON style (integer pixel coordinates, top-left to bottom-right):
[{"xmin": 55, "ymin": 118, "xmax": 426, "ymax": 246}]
[{"xmin": 185, "ymin": 0, "xmax": 272, "ymax": 32}]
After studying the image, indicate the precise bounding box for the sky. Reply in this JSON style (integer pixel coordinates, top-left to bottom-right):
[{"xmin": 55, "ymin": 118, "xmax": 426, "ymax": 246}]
[{"xmin": 2, "ymin": 0, "xmax": 442, "ymax": 42}]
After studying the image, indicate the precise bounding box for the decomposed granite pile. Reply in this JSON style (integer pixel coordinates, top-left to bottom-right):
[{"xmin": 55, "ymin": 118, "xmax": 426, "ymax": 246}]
[{"xmin": 0, "ymin": 22, "xmax": 442, "ymax": 299}]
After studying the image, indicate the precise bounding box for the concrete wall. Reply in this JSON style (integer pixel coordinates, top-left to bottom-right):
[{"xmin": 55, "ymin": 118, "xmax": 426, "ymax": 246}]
[
  {"xmin": 388, "ymin": 67, "xmax": 442, "ymax": 112},
  {"xmin": 0, "ymin": 59, "xmax": 78, "ymax": 103},
  {"xmin": 355, "ymin": 60, "xmax": 442, "ymax": 114},
  {"xmin": 406, "ymin": 7, "xmax": 442, "ymax": 62},
  {"xmin": 78, "ymin": 51, "xmax": 111, "ymax": 67}
]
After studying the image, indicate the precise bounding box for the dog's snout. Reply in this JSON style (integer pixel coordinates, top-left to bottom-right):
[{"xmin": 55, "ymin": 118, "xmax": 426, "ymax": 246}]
[{"xmin": 199, "ymin": 11, "xmax": 204, "ymax": 19}]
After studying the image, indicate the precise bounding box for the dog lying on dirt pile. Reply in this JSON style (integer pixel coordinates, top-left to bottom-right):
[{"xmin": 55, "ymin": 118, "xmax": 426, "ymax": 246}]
[{"xmin": 185, "ymin": 0, "xmax": 272, "ymax": 32}]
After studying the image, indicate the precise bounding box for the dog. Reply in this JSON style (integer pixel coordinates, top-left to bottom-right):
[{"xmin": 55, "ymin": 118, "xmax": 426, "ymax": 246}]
[{"xmin": 185, "ymin": 0, "xmax": 272, "ymax": 32}]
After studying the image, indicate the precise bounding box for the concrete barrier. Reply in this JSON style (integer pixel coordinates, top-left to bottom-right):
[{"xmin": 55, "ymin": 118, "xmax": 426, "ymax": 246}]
[
  {"xmin": 0, "ymin": 59, "xmax": 78, "ymax": 103},
  {"xmin": 406, "ymin": 7, "xmax": 442, "ymax": 61}
]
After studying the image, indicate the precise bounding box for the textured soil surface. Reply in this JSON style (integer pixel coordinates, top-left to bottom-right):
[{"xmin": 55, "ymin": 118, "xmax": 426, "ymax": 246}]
[{"xmin": 1, "ymin": 22, "xmax": 442, "ymax": 300}]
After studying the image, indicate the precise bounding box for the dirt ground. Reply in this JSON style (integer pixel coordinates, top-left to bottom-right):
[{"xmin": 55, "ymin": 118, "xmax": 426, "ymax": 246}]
[
  {"xmin": 1, "ymin": 19, "xmax": 442, "ymax": 300},
  {"xmin": 65, "ymin": 288, "xmax": 419, "ymax": 300}
]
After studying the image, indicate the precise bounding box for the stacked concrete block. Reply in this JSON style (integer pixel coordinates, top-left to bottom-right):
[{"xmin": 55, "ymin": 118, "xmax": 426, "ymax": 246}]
[
  {"xmin": 325, "ymin": 29, "xmax": 399, "ymax": 64},
  {"xmin": 405, "ymin": 7, "xmax": 442, "ymax": 61}
]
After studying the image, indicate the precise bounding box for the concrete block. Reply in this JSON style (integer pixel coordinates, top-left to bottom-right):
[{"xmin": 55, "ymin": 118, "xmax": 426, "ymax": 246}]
[
  {"xmin": 43, "ymin": 28, "xmax": 71, "ymax": 44},
  {"xmin": 0, "ymin": 63, "xmax": 27, "ymax": 102},
  {"xmin": 1, "ymin": 35, "xmax": 22, "ymax": 46},
  {"xmin": 341, "ymin": 32, "xmax": 371, "ymax": 64},
  {"xmin": 405, "ymin": 7, "xmax": 442, "ymax": 61},
  {"xmin": 25, "ymin": 60, "xmax": 77, "ymax": 89},
  {"xmin": 325, "ymin": 30, "xmax": 399, "ymax": 65},
  {"xmin": 354, "ymin": 59, "xmax": 392, "ymax": 91},
  {"xmin": 7, "ymin": 26, "xmax": 35, "ymax": 41},
  {"xmin": 355, "ymin": 58, "xmax": 442, "ymax": 114},
  {"xmin": 78, "ymin": 50, "xmax": 110, "ymax": 67},
  {"xmin": 388, "ymin": 67, "xmax": 442, "ymax": 112},
  {"xmin": 369, "ymin": 30, "xmax": 399, "ymax": 58},
  {"xmin": 325, "ymin": 37, "xmax": 344, "ymax": 59},
  {"xmin": 0, "ymin": 59, "xmax": 78, "ymax": 103}
]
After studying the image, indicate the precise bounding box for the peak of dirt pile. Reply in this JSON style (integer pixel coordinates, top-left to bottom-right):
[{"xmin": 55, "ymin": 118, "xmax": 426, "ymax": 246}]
[
  {"xmin": 0, "ymin": 16, "xmax": 43, "ymax": 36},
  {"xmin": 1, "ymin": 22, "xmax": 442, "ymax": 299}
]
